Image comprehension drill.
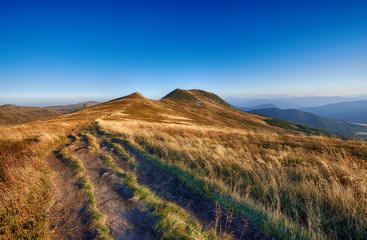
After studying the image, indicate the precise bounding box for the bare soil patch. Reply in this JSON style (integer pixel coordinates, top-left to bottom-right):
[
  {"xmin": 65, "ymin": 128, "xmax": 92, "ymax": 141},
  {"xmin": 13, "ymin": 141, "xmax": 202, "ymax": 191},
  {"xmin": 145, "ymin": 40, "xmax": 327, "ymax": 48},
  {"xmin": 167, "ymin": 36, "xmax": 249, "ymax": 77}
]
[
  {"xmin": 46, "ymin": 136, "xmax": 95, "ymax": 240},
  {"xmin": 72, "ymin": 134, "xmax": 160, "ymax": 240}
]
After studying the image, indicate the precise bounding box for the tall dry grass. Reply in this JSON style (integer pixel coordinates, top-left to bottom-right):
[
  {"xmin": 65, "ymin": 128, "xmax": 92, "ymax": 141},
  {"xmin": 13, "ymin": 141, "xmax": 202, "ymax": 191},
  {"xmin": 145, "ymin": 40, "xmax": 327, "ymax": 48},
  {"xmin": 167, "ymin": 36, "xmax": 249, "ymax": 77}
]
[
  {"xmin": 0, "ymin": 120, "xmax": 81, "ymax": 239},
  {"xmin": 98, "ymin": 119, "xmax": 367, "ymax": 239}
]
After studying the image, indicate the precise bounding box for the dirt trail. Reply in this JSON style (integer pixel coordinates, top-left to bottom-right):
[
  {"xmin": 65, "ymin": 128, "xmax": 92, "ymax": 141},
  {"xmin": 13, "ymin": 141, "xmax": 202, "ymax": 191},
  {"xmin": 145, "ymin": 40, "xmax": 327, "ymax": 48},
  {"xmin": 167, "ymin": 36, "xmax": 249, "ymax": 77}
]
[
  {"xmin": 95, "ymin": 132, "xmax": 273, "ymax": 240},
  {"xmin": 47, "ymin": 128, "xmax": 273, "ymax": 239},
  {"xmin": 72, "ymin": 133, "xmax": 160, "ymax": 240},
  {"xmin": 46, "ymin": 136, "xmax": 95, "ymax": 240}
]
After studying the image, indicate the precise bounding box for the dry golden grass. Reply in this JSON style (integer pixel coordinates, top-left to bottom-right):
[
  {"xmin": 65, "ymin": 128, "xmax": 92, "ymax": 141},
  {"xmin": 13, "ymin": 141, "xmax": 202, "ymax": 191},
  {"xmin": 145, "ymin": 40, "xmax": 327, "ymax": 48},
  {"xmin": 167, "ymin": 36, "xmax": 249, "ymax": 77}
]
[
  {"xmin": 0, "ymin": 120, "xmax": 83, "ymax": 239},
  {"xmin": 0, "ymin": 97, "xmax": 133, "ymax": 239},
  {"xmin": 2, "ymin": 90, "xmax": 367, "ymax": 239},
  {"xmin": 98, "ymin": 119, "xmax": 367, "ymax": 239}
]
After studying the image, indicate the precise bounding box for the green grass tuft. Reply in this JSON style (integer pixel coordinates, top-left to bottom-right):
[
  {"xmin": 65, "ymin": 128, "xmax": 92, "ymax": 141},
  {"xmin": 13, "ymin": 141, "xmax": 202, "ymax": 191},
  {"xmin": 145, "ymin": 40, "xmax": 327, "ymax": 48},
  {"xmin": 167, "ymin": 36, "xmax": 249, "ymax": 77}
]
[
  {"xmin": 98, "ymin": 141, "xmax": 218, "ymax": 240},
  {"xmin": 59, "ymin": 137, "xmax": 112, "ymax": 239}
]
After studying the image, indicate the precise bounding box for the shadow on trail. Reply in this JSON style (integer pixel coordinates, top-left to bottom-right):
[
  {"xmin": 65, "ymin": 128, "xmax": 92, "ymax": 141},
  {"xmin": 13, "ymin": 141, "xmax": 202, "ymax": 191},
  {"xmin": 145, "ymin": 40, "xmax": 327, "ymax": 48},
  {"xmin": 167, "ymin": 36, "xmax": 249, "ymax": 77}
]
[{"xmin": 94, "ymin": 129, "xmax": 272, "ymax": 240}]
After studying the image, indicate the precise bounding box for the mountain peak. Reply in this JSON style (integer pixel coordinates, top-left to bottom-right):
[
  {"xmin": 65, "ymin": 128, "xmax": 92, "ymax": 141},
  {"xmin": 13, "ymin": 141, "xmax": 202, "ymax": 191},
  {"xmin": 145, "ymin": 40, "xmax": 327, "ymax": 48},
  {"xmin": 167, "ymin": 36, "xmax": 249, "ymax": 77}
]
[
  {"xmin": 161, "ymin": 88, "xmax": 233, "ymax": 108},
  {"xmin": 111, "ymin": 92, "xmax": 147, "ymax": 101},
  {"xmin": 125, "ymin": 92, "xmax": 145, "ymax": 99},
  {"xmin": 189, "ymin": 89, "xmax": 232, "ymax": 108},
  {"xmin": 162, "ymin": 89, "xmax": 200, "ymax": 103}
]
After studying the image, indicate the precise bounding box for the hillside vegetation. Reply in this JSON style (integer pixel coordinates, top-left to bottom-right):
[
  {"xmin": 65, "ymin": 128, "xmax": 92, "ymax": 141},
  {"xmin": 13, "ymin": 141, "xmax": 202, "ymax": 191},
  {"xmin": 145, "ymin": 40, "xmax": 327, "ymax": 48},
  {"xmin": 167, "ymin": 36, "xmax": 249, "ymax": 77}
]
[
  {"xmin": 0, "ymin": 104, "xmax": 60, "ymax": 125},
  {"xmin": 1, "ymin": 89, "xmax": 367, "ymax": 239},
  {"xmin": 0, "ymin": 101, "xmax": 99, "ymax": 125}
]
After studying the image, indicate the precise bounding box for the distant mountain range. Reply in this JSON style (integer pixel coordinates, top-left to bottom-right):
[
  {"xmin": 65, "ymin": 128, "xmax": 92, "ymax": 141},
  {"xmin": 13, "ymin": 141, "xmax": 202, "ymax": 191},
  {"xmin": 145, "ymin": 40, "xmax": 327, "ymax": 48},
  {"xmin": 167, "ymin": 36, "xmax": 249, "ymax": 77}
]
[
  {"xmin": 229, "ymin": 95, "xmax": 367, "ymax": 124},
  {"xmin": 46, "ymin": 101, "xmax": 100, "ymax": 113},
  {"xmin": 302, "ymin": 100, "xmax": 367, "ymax": 124},
  {"xmin": 0, "ymin": 101, "xmax": 99, "ymax": 125},
  {"xmin": 3, "ymin": 93, "xmax": 367, "ymax": 140},
  {"xmin": 226, "ymin": 95, "xmax": 367, "ymax": 108},
  {"xmin": 244, "ymin": 107, "xmax": 367, "ymax": 139}
]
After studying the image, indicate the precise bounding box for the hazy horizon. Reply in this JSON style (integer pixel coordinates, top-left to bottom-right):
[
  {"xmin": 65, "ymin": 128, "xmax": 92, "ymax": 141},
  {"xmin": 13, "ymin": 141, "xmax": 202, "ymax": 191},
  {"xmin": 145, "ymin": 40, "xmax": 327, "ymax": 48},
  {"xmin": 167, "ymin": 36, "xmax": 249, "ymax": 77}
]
[
  {"xmin": 2, "ymin": 90, "xmax": 367, "ymax": 107},
  {"xmin": 1, "ymin": 1, "xmax": 366, "ymax": 105}
]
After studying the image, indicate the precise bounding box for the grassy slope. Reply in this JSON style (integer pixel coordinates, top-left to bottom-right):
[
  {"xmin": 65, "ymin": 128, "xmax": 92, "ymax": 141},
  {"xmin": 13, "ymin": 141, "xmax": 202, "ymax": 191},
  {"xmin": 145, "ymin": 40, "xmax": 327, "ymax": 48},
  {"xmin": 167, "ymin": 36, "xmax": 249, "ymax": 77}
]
[
  {"xmin": 0, "ymin": 120, "xmax": 84, "ymax": 238},
  {"xmin": 1, "ymin": 89, "xmax": 367, "ymax": 239},
  {"xmin": 97, "ymin": 90, "xmax": 367, "ymax": 239},
  {"xmin": 0, "ymin": 101, "xmax": 99, "ymax": 125},
  {"xmin": 0, "ymin": 105, "xmax": 60, "ymax": 125},
  {"xmin": 96, "ymin": 136, "xmax": 219, "ymax": 240}
]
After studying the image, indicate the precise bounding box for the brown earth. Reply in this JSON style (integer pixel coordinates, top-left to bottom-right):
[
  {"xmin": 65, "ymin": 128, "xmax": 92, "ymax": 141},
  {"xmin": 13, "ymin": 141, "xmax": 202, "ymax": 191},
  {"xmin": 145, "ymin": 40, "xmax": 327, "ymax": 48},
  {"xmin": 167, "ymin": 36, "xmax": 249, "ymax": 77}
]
[
  {"xmin": 71, "ymin": 133, "xmax": 160, "ymax": 240},
  {"xmin": 46, "ymin": 136, "xmax": 95, "ymax": 240}
]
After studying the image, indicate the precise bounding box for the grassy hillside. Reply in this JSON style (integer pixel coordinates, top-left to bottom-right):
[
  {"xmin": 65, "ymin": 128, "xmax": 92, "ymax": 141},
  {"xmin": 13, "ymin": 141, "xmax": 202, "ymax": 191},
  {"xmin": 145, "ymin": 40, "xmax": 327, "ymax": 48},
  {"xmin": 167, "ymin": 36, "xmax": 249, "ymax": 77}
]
[
  {"xmin": 0, "ymin": 118, "xmax": 85, "ymax": 238},
  {"xmin": 1, "ymin": 89, "xmax": 367, "ymax": 239},
  {"xmin": 0, "ymin": 104, "xmax": 60, "ymax": 125},
  {"xmin": 0, "ymin": 101, "xmax": 99, "ymax": 125},
  {"xmin": 248, "ymin": 107, "xmax": 367, "ymax": 139}
]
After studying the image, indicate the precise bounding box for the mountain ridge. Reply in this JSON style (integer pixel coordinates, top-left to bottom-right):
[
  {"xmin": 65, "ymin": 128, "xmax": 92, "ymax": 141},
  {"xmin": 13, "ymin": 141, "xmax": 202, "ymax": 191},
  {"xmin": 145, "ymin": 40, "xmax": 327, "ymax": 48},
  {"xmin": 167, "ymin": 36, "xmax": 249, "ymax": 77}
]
[
  {"xmin": 302, "ymin": 100, "xmax": 367, "ymax": 123},
  {"xmin": 248, "ymin": 107, "xmax": 367, "ymax": 139},
  {"xmin": 226, "ymin": 96, "xmax": 367, "ymax": 108},
  {"xmin": 0, "ymin": 101, "xmax": 100, "ymax": 125},
  {"xmin": 162, "ymin": 88, "xmax": 233, "ymax": 108}
]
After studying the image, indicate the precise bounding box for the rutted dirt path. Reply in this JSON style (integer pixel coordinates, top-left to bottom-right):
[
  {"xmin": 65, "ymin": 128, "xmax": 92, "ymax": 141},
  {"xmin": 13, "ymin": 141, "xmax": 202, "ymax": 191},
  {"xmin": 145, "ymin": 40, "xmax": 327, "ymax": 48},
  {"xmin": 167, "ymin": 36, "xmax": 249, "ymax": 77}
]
[
  {"xmin": 72, "ymin": 133, "xmax": 160, "ymax": 240},
  {"xmin": 47, "ymin": 127, "xmax": 273, "ymax": 239},
  {"xmin": 46, "ymin": 136, "xmax": 95, "ymax": 240},
  {"xmin": 93, "ymin": 130, "xmax": 273, "ymax": 240}
]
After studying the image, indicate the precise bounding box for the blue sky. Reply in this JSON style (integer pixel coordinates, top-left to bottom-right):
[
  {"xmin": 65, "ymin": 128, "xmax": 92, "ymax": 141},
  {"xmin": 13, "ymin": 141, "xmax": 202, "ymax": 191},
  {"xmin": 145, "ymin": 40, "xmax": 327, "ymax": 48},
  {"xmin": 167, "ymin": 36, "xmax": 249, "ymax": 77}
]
[{"xmin": 1, "ymin": 0, "xmax": 366, "ymax": 105}]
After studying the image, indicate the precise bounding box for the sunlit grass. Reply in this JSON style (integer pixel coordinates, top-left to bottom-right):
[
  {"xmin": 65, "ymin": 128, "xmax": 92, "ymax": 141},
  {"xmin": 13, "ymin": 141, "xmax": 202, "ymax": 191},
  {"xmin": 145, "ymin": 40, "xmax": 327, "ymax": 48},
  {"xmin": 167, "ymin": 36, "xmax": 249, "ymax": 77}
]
[
  {"xmin": 0, "ymin": 121, "xmax": 82, "ymax": 239},
  {"xmin": 98, "ymin": 119, "xmax": 367, "ymax": 239},
  {"xmin": 100, "ymin": 150, "xmax": 218, "ymax": 240}
]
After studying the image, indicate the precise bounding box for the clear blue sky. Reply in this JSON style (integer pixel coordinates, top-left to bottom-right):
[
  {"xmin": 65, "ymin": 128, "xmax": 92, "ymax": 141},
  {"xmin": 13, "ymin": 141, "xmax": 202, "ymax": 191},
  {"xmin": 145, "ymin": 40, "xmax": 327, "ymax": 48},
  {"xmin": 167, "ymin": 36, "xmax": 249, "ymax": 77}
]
[{"xmin": 1, "ymin": 0, "xmax": 366, "ymax": 106}]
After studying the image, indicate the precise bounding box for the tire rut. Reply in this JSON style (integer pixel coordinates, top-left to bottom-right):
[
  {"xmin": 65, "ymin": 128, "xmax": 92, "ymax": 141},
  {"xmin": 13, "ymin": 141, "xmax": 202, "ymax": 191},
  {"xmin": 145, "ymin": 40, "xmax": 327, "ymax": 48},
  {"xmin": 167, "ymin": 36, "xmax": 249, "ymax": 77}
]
[
  {"xmin": 46, "ymin": 136, "xmax": 95, "ymax": 240},
  {"xmin": 72, "ymin": 133, "xmax": 160, "ymax": 240},
  {"xmin": 95, "ymin": 132, "xmax": 273, "ymax": 240}
]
